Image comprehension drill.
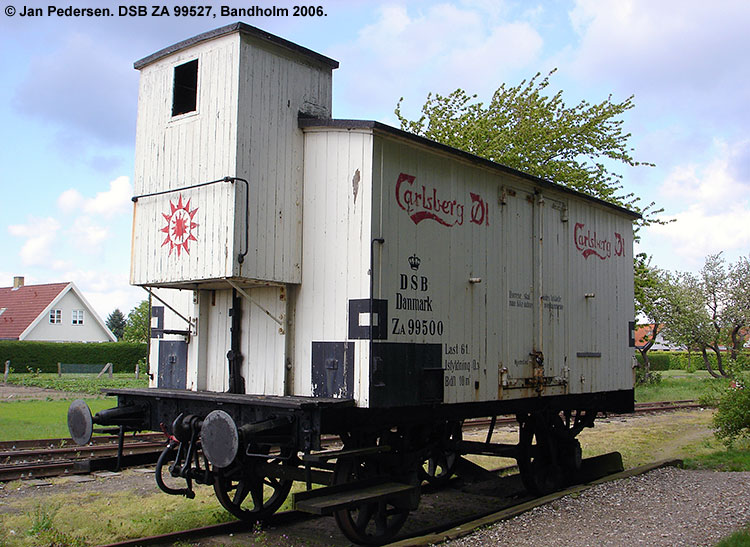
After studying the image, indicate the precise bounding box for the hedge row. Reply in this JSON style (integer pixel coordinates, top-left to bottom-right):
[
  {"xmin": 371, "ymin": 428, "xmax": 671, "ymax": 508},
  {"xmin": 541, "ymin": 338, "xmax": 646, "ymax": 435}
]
[
  {"xmin": 635, "ymin": 350, "xmax": 750, "ymax": 372},
  {"xmin": 0, "ymin": 341, "xmax": 146, "ymax": 374}
]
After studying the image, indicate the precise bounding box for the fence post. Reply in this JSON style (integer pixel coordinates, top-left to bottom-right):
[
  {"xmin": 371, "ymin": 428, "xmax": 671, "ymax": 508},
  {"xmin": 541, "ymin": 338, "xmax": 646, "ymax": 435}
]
[
  {"xmin": 135, "ymin": 362, "xmax": 140, "ymax": 380},
  {"xmin": 3, "ymin": 360, "xmax": 9, "ymax": 384},
  {"xmin": 58, "ymin": 362, "xmax": 61, "ymax": 378},
  {"xmin": 108, "ymin": 362, "xmax": 113, "ymax": 379}
]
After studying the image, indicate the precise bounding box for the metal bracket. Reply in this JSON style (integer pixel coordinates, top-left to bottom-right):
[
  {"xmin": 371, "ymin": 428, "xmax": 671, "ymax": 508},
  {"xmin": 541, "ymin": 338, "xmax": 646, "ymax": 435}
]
[
  {"xmin": 226, "ymin": 280, "xmax": 285, "ymax": 331},
  {"xmin": 145, "ymin": 288, "xmax": 196, "ymax": 337}
]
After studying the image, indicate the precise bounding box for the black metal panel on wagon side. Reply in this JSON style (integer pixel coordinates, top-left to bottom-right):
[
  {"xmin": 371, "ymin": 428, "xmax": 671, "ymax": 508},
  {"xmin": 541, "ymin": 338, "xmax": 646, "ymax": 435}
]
[
  {"xmin": 312, "ymin": 342, "xmax": 354, "ymax": 398},
  {"xmin": 370, "ymin": 342, "xmax": 443, "ymax": 407},
  {"xmin": 157, "ymin": 340, "xmax": 187, "ymax": 389}
]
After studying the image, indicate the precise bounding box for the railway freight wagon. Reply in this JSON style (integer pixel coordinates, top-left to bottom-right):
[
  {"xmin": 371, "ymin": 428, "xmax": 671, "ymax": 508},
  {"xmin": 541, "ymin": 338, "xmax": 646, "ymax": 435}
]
[{"xmin": 67, "ymin": 23, "xmax": 638, "ymax": 545}]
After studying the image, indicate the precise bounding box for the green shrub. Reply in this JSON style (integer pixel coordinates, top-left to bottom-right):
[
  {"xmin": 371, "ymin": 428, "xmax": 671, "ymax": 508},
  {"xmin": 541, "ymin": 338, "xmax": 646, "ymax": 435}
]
[
  {"xmin": 634, "ymin": 351, "xmax": 750, "ymax": 374},
  {"xmin": 635, "ymin": 367, "xmax": 662, "ymax": 386},
  {"xmin": 0, "ymin": 341, "xmax": 146, "ymax": 373},
  {"xmin": 713, "ymin": 372, "xmax": 750, "ymax": 447},
  {"xmin": 634, "ymin": 351, "xmax": 679, "ymax": 371}
]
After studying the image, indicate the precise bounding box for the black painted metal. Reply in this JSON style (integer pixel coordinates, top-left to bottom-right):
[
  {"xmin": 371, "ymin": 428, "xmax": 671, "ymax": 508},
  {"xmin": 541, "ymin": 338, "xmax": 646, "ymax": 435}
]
[
  {"xmin": 227, "ymin": 289, "xmax": 245, "ymax": 394},
  {"xmin": 311, "ymin": 342, "xmax": 354, "ymax": 398},
  {"xmin": 348, "ymin": 299, "xmax": 388, "ymax": 340},
  {"xmin": 150, "ymin": 306, "xmax": 164, "ymax": 339},
  {"xmin": 158, "ymin": 340, "xmax": 188, "ymax": 389},
  {"xmin": 369, "ymin": 343, "xmax": 444, "ymax": 407}
]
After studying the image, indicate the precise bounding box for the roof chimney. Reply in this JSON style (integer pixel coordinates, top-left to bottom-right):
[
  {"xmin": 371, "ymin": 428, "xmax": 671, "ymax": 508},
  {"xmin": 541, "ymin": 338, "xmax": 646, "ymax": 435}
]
[{"xmin": 12, "ymin": 276, "xmax": 24, "ymax": 290}]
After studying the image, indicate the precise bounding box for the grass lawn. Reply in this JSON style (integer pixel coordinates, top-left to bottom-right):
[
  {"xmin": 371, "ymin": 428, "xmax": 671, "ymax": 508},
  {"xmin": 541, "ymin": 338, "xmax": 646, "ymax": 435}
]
[
  {"xmin": 4, "ymin": 372, "xmax": 148, "ymax": 394},
  {"xmin": 0, "ymin": 370, "xmax": 748, "ymax": 546},
  {"xmin": 634, "ymin": 369, "xmax": 731, "ymax": 403},
  {"xmin": 0, "ymin": 398, "xmax": 117, "ymax": 441},
  {"xmin": 1, "ymin": 372, "xmax": 147, "ymax": 441}
]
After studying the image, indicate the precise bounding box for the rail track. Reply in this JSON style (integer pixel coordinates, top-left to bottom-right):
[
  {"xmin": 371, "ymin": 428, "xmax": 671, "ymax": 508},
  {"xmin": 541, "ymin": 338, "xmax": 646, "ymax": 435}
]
[
  {"xmin": 0, "ymin": 400, "xmax": 701, "ymax": 483},
  {"xmin": 96, "ymin": 455, "xmax": 681, "ymax": 547}
]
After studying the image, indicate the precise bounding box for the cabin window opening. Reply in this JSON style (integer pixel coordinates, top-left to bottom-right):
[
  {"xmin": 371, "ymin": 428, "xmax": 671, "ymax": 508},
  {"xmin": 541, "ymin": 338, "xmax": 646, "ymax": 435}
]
[{"xmin": 172, "ymin": 59, "xmax": 198, "ymax": 116}]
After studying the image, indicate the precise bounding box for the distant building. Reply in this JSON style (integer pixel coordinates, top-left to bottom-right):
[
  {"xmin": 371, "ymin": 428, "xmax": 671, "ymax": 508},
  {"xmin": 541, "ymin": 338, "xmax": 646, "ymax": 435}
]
[
  {"xmin": 633, "ymin": 324, "xmax": 684, "ymax": 351},
  {"xmin": 0, "ymin": 277, "xmax": 116, "ymax": 342}
]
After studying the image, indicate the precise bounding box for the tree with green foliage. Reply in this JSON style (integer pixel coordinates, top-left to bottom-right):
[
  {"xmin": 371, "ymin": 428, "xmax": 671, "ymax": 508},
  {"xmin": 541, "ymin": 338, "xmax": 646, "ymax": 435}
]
[
  {"xmin": 725, "ymin": 255, "xmax": 750, "ymax": 361},
  {"xmin": 700, "ymin": 253, "xmax": 731, "ymax": 376},
  {"xmin": 633, "ymin": 254, "xmax": 670, "ymax": 382},
  {"xmin": 123, "ymin": 300, "xmax": 150, "ymax": 344},
  {"xmin": 396, "ymin": 69, "xmax": 669, "ymax": 326},
  {"xmin": 106, "ymin": 308, "xmax": 127, "ymax": 341},
  {"xmin": 714, "ymin": 373, "xmax": 750, "ymax": 447},
  {"xmin": 395, "ymin": 69, "xmax": 662, "ymax": 226}
]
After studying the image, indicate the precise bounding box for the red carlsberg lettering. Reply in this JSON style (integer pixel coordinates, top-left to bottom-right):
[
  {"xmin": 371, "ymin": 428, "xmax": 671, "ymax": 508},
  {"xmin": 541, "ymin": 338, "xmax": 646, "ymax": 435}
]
[
  {"xmin": 395, "ymin": 173, "xmax": 490, "ymax": 228},
  {"xmin": 574, "ymin": 222, "xmax": 624, "ymax": 260}
]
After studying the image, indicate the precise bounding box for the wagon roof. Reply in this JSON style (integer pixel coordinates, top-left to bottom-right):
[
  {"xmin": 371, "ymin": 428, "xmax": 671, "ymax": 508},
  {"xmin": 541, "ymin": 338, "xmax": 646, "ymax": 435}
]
[
  {"xmin": 299, "ymin": 118, "xmax": 641, "ymax": 220},
  {"xmin": 134, "ymin": 22, "xmax": 340, "ymax": 70}
]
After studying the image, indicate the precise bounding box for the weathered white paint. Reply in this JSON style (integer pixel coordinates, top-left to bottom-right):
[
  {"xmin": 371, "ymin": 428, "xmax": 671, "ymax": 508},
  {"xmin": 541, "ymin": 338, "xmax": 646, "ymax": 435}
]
[
  {"xmin": 134, "ymin": 26, "xmax": 634, "ymax": 410},
  {"xmin": 131, "ymin": 27, "xmax": 334, "ymax": 288},
  {"xmin": 291, "ymin": 129, "xmax": 373, "ymax": 401}
]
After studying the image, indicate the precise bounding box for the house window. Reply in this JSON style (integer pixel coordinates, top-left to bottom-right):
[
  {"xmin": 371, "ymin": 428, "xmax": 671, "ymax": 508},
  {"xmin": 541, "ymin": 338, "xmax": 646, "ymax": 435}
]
[
  {"xmin": 72, "ymin": 309, "xmax": 85, "ymax": 326},
  {"xmin": 49, "ymin": 309, "xmax": 61, "ymax": 324},
  {"xmin": 172, "ymin": 59, "xmax": 198, "ymax": 116}
]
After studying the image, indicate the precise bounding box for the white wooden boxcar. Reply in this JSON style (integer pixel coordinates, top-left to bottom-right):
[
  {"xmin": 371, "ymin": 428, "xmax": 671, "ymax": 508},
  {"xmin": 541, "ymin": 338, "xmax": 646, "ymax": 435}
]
[{"xmin": 69, "ymin": 23, "xmax": 638, "ymax": 545}]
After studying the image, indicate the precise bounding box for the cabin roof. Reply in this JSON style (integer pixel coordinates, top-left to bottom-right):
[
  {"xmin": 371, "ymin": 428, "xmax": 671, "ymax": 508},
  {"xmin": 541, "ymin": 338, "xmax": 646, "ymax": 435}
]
[
  {"xmin": 299, "ymin": 117, "xmax": 642, "ymax": 220},
  {"xmin": 134, "ymin": 22, "xmax": 340, "ymax": 70}
]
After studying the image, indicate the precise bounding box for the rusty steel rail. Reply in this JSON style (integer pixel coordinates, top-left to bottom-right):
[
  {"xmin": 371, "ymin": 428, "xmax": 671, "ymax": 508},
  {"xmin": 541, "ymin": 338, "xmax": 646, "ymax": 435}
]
[
  {"xmin": 0, "ymin": 435, "xmax": 167, "ymax": 482},
  {"xmin": 93, "ymin": 453, "xmax": 640, "ymax": 547}
]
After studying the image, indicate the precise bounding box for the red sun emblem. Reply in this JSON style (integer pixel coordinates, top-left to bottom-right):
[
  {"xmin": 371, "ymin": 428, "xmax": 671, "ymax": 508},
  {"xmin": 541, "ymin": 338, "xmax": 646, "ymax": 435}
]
[{"xmin": 161, "ymin": 194, "xmax": 199, "ymax": 257}]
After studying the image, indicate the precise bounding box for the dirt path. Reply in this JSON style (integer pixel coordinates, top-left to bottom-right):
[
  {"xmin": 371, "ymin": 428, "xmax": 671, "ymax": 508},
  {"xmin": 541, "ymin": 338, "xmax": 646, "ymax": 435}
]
[{"xmin": 0, "ymin": 383, "xmax": 94, "ymax": 401}]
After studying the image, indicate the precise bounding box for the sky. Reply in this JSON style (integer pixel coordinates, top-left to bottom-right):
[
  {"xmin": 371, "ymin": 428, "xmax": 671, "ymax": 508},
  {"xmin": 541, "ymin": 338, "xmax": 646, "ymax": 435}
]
[{"xmin": 1, "ymin": 0, "xmax": 749, "ymax": 321}]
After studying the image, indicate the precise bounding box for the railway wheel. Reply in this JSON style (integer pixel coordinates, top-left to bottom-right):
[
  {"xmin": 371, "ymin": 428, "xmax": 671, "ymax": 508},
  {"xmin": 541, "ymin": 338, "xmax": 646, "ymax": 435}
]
[
  {"xmin": 332, "ymin": 455, "xmax": 412, "ymax": 545},
  {"xmin": 213, "ymin": 454, "xmax": 293, "ymax": 521},
  {"xmin": 419, "ymin": 420, "xmax": 462, "ymax": 486},
  {"xmin": 517, "ymin": 413, "xmax": 563, "ymax": 496}
]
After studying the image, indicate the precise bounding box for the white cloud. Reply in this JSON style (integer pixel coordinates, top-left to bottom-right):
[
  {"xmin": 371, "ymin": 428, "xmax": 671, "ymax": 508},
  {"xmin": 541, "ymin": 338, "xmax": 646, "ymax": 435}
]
[
  {"xmin": 83, "ymin": 176, "xmax": 132, "ymax": 217},
  {"xmin": 660, "ymin": 140, "xmax": 750, "ymax": 215},
  {"xmin": 58, "ymin": 188, "xmax": 85, "ymax": 213},
  {"xmin": 642, "ymin": 138, "xmax": 750, "ymax": 271},
  {"xmin": 13, "ymin": 32, "xmax": 137, "ymax": 147},
  {"xmin": 68, "ymin": 217, "xmax": 111, "ymax": 252},
  {"xmin": 332, "ymin": 3, "xmax": 544, "ymax": 121},
  {"xmin": 57, "ymin": 176, "xmax": 132, "ymax": 218},
  {"xmin": 8, "ymin": 217, "xmax": 61, "ymax": 266},
  {"xmin": 567, "ymin": 0, "xmax": 750, "ymax": 127}
]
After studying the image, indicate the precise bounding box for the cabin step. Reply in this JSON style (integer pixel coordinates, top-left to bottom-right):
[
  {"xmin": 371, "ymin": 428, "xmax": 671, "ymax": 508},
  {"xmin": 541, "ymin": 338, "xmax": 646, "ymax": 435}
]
[{"xmin": 294, "ymin": 478, "xmax": 418, "ymax": 515}]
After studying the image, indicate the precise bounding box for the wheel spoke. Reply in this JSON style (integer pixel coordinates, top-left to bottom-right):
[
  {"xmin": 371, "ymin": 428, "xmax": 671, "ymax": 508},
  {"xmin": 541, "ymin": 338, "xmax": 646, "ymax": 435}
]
[
  {"xmin": 249, "ymin": 480, "xmax": 264, "ymax": 509},
  {"xmin": 355, "ymin": 502, "xmax": 376, "ymax": 530},
  {"xmin": 374, "ymin": 501, "xmax": 388, "ymax": 536},
  {"xmin": 213, "ymin": 453, "xmax": 293, "ymax": 521},
  {"xmin": 232, "ymin": 480, "xmax": 251, "ymax": 506}
]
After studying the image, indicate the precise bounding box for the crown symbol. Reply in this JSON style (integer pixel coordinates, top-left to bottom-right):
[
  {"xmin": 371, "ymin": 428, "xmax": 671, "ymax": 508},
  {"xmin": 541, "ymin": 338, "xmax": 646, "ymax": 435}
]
[{"xmin": 408, "ymin": 254, "xmax": 421, "ymax": 270}]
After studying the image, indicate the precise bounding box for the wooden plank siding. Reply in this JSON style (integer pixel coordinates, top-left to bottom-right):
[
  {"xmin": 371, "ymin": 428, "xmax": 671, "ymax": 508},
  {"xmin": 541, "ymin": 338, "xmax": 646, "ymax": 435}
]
[{"xmin": 131, "ymin": 30, "xmax": 333, "ymax": 288}]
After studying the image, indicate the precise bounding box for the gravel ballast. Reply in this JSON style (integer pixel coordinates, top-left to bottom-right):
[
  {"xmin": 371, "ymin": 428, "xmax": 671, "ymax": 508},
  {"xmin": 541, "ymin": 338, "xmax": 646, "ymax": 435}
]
[{"xmin": 442, "ymin": 467, "xmax": 750, "ymax": 546}]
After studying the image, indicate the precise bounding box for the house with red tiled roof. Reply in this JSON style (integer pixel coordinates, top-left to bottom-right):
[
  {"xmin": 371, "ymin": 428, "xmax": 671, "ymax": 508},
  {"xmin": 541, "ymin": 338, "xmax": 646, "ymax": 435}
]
[
  {"xmin": 0, "ymin": 277, "xmax": 116, "ymax": 342},
  {"xmin": 633, "ymin": 324, "xmax": 684, "ymax": 351}
]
